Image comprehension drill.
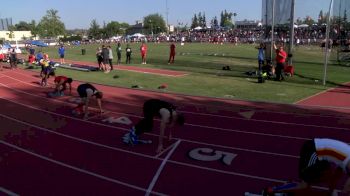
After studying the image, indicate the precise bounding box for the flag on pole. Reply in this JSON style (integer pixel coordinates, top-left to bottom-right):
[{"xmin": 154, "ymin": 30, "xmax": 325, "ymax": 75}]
[{"xmin": 262, "ymin": 0, "xmax": 292, "ymax": 25}]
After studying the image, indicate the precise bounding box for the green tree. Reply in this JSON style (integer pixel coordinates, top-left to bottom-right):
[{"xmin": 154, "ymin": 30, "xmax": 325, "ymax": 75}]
[
  {"xmin": 37, "ymin": 9, "xmax": 65, "ymax": 38},
  {"xmin": 198, "ymin": 12, "xmax": 203, "ymax": 27},
  {"xmin": 296, "ymin": 17, "xmax": 303, "ymax": 25},
  {"xmin": 119, "ymin": 22, "xmax": 129, "ymax": 35},
  {"xmin": 200, "ymin": 12, "xmax": 207, "ymax": 28},
  {"xmin": 303, "ymin": 16, "xmax": 315, "ymax": 26},
  {"xmin": 143, "ymin": 14, "xmax": 167, "ymax": 35},
  {"xmin": 211, "ymin": 16, "xmax": 219, "ymax": 28},
  {"xmin": 344, "ymin": 9, "xmax": 347, "ymax": 22},
  {"xmin": 191, "ymin": 14, "xmax": 199, "ymax": 28},
  {"xmin": 104, "ymin": 21, "xmax": 128, "ymax": 38},
  {"xmin": 30, "ymin": 20, "xmax": 39, "ymax": 39},
  {"xmin": 192, "ymin": 12, "xmax": 206, "ymax": 28},
  {"xmin": 14, "ymin": 21, "xmax": 32, "ymax": 31},
  {"xmin": 88, "ymin": 19, "xmax": 102, "ymax": 39},
  {"xmin": 318, "ymin": 10, "xmax": 327, "ymax": 24},
  {"xmin": 220, "ymin": 10, "xmax": 233, "ymax": 28}
]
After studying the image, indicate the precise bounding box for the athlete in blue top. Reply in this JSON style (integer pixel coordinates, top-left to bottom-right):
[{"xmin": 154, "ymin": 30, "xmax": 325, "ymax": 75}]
[{"xmin": 58, "ymin": 45, "xmax": 65, "ymax": 64}]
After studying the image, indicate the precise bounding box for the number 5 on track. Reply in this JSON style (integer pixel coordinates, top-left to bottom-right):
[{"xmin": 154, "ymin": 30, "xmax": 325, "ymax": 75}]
[{"xmin": 188, "ymin": 148, "xmax": 237, "ymax": 165}]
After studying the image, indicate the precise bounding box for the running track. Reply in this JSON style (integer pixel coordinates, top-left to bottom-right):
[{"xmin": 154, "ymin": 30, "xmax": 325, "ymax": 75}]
[{"xmin": 0, "ymin": 66, "xmax": 349, "ymax": 195}]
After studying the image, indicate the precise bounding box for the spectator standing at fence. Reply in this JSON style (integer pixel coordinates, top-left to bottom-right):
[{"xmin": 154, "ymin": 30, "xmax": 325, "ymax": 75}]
[
  {"xmin": 101, "ymin": 45, "xmax": 110, "ymax": 73},
  {"xmin": 96, "ymin": 47, "xmax": 103, "ymax": 71},
  {"xmin": 126, "ymin": 44, "xmax": 132, "ymax": 64},
  {"xmin": 108, "ymin": 45, "xmax": 113, "ymax": 71},
  {"xmin": 168, "ymin": 41, "xmax": 176, "ymax": 64},
  {"xmin": 58, "ymin": 45, "xmax": 65, "ymax": 64},
  {"xmin": 116, "ymin": 42, "xmax": 122, "ymax": 65}
]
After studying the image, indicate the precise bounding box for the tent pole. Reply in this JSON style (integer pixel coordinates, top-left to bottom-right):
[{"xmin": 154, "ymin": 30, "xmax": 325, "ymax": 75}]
[
  {"xmin": 323, "ymin": 0, "xmax": 334, "ymax": 86},
  {"xmin": 270, "ymin": 0, "xmax": 275, "ymax": 61},
  {"xmin": 288, "ymin": 0, "xmax": 295, "ymax": 65}
]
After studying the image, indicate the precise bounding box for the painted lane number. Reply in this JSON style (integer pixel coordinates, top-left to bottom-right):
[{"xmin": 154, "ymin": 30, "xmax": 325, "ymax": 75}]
[{"xmin": 188, "ymin": 148, "xmax": 237, "ymax": 166}]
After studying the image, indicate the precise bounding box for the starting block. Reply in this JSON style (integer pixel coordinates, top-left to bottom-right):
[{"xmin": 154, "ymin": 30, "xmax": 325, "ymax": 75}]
[
  {"xmin": 48, "ymin": 92, "xmax": 64, "ymax": 98},
  {"xmin": 71, "ymin": 104, "xmax": 84, "ymax": 117},
  {"xmin": 68, "ymin": 97, "xmax": 82, "ymax": 104},
  {"xmin": 102, "ymin": 116, "xmax": 132, "ymax": 125}
]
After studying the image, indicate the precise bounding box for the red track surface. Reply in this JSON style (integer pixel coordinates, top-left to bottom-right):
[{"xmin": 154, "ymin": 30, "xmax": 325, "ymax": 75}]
[
  {"xmin": 0, "ymin": 66, "xmax": 349, "ymax": 195},
  {"xmin": 297, "ymin": 82, "xmax": 350, "ymax": 110}
]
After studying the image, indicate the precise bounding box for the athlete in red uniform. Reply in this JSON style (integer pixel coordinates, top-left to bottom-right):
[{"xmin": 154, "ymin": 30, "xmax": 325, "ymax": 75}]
[
  {"xmin": 140, "ymin": 42, "xmax": 147, "ymax": 64},
  {"xmin": 168, "ymin": 42, "xmax": 176, "ymax": 64},
  {"xmin": 53, "ymin": 76, "xmax": 73, "ymax": 96}
]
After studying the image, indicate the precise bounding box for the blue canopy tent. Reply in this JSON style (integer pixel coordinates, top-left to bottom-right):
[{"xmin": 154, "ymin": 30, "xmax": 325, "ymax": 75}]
[
  {"xmin": 28, "ymin": 40, "xmax": 48, "ymax": 47},
  {"xmin": 26, "ymin": 40, "xmax": 48, "ymax": 52},
  {"xmin": 2, "ymin": 43, "xmax": 12, "ymax": 49}
]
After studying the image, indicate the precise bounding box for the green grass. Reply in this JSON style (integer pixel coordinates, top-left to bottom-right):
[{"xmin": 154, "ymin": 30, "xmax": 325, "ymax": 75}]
[{"xmin": 26, "ymin": 43, "xmax": 350, "ymax": 103}]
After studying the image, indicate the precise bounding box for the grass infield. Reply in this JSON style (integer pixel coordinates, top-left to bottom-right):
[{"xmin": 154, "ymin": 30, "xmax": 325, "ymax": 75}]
[{"xmin": 24, "ymin": 43, "xmax": 350, "ymax": 103}]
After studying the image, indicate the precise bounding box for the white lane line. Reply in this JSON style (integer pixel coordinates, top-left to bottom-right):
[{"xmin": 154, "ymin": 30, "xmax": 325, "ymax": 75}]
[
  {"xmin": 0, "ymin": 81, "xmax": 348, "ymax": 145},
  {"xmin": 0, "ymin": 140, "xmax": 166, "ymax": 196},
  {"xmin": 0, "ymin": 187, "xmax": 19, "ymax": 196},
  {"xmin": 0, "ymin": 104, "xmax": 314, "ymax": 187},
  {"xmin": 115, "ymin": 67, "xmax": 187, "ymax": 77},
  {"xmin": 177, "ymin": 137, "xmax": 299, "ymax": 158},
  {"xmin": 155, "ymin": 141, "xmax": 179, "ymax": 158},
  {"xmin": 2, "ymin": 74, "xmax": 350, "ymax": 133},
  {"xmin": 0, "ymin": 96, "xmax": 300, "ymax": 158},
  {"xmin": 166, "ymin": 159, "xmax": 340, "ymax": 193},
  {"xmin": 145, "ymin": 140, "xmax": 181, "ymax": 196},
  {"xmin": 0, "ymin": 112, "xmax": 154, "ymax": 159},
  {"xmin": 9, "ymin": 70, "xmax": 350, "ymax": 120},
  {"xmin": 0, "ymin": 76, "xmax": 346, "ymax": 158}
]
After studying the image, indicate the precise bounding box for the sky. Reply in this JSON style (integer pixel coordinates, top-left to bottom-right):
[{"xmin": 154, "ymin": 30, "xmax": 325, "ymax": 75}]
[{"xmin": 0, "ymin": 0, "xmax": 331, "ymax": 29}]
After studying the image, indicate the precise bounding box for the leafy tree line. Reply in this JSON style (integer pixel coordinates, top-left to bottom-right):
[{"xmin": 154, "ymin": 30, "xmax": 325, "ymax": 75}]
[
  {"xmin": 295, "ymin": 9, "xmax": 349, "ymax": 27},
  {"xmin": 191, "ymin": 10, "xmax": 236, "ymax": 29},
  {"xmin": 88, "ymin": 19, "xmax": 130, "ymax": 39},
  {"xmin": 9, "ymin": 9, "xmax": 167, "ymax": 40},
  {"xmin": 9, "ymin": 9, "xmax": 66, "ymax": 39},
  {"xmin": 191, "ymin": 12, "xmax": 207, "ymax": 28}
]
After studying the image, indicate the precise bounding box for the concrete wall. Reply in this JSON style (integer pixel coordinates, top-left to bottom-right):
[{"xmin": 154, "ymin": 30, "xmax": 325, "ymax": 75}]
[{"xmin": 0, "ymin": 31, "xmax": 32, "ymax": 41}]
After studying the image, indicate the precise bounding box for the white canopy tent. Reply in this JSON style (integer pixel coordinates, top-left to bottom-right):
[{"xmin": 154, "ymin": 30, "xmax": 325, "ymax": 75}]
[
  {"xmin": 298, "ymin": 24, "xmax": 309, "ymax": 28},
  {"xmin": 131, "ymin": 33, "xmax": 145, "ymax": 38}
]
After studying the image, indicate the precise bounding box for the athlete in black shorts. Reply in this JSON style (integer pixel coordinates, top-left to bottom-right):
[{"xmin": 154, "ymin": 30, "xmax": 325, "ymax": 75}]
[
  {"xmin": 123, "ymin": 99, "xmax": 185, "ymax": 153},
  {"xmin": 77, "ymin": 83, "xmax": 103, "ymax": 119}
]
